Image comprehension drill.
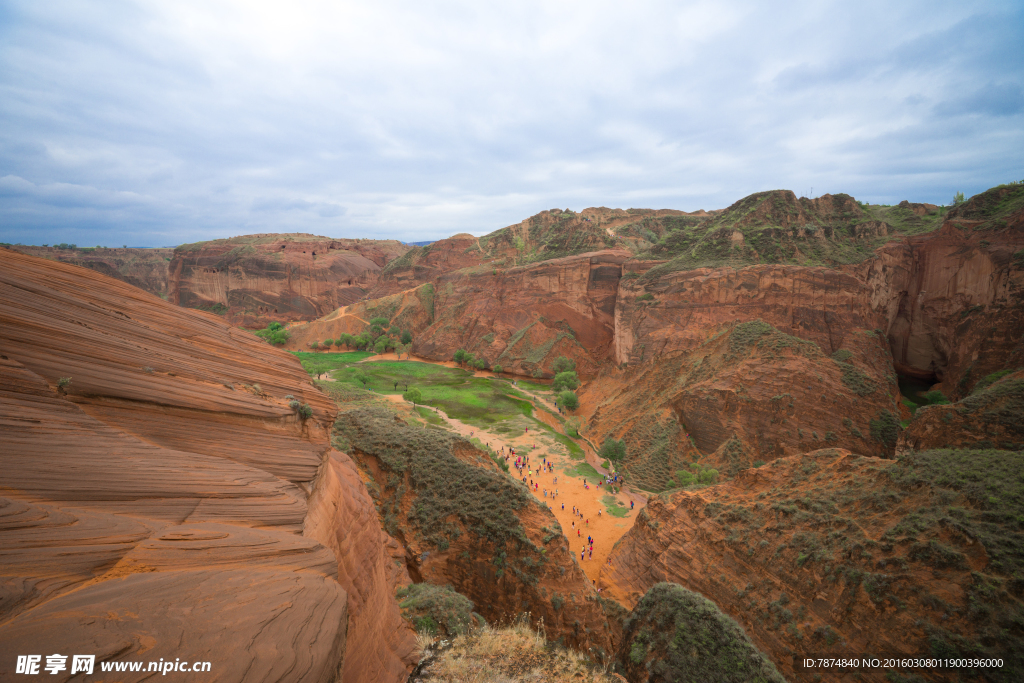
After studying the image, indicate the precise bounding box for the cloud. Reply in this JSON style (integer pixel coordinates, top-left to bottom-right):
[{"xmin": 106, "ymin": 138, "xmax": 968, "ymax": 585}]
[{"xmin": 0, "ymin": 0, "xmax": 1022, "ymax": 246}]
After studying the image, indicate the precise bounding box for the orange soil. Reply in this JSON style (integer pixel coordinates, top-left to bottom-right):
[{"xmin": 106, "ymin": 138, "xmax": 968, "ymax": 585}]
[{"xmin": 368, "ymin": 359, "xmax": 645, "ymax": 581}]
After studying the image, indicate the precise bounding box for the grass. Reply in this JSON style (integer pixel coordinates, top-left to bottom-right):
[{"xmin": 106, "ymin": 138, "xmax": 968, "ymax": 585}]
[
  {"xmin": 563, "ymin": 462, "xmax": 600, "ymax": 479},
  {"xmin": 602, "ymin": 495, "xmax": 630, "ymax": 518},
  {"xmin": 416, "ymin": 615, "xmax": 615, "ymax": 682},
  {"xmin": 330, "ymin": 360, "xmax": 533, "ymax": 426},
  {"xmin": 292, "ymin": 350, "xmax": 374, "ymax": 369}
]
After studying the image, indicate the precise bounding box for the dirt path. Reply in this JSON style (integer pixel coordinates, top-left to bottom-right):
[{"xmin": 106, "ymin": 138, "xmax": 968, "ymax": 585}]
[{"xmin": 360, "ymin": 356, "xmax": 645, "ymax": 580}]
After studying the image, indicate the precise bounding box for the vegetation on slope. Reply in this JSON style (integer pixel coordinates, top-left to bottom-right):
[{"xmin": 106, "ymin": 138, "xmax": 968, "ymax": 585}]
[{"xmin": 616, "ymin": 582, "xmax": 785, "ymax": 683}]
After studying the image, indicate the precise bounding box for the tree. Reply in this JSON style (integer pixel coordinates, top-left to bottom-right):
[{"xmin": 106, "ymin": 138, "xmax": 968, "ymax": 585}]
[
  {"xmin": 374, "ymin": 337, "xmax": 388, "ymax": 354},
  {"xmin": 565, "ymin": 416, "xmax": 583, "ymax": 436},
  {"xmin": 309, "ymin": 341, "xmax": 319, "ymax": 352},
  {"xmin": 354, "ymin": 373, "xmax": 369, "ymax": 388},
  {"xmin": 393, "ymin": 380, "xmax": 399, "ymax": 390},
  {"xmin": 552, "ymin": 371, "xmax": 579, "ymax": 392},
  {"xmin": 369, "ymin": 317, "xmax": 389, "ymax": 329},
  {"xmin": 559, "ymin": 390, "xmax": 579, "ymax": 411},
  {"xmin": 473, "ymin": 358, "xmax": 487, "ymax": 370},
  {"xmin": 401, "ymin": 330, "xmax": 412, "ymax": 344},
  {"xmin": 255, "ymin": 321, "xmax": 289, "ymax": 345},
  {"xmin": 552, "ymin": 356, "xmax": 575, "ymax": 374},
  {"xmin": 600, "ymin": 437, "xmax": 627, "ymax": 462},
  {"xmin": 454, "ymin": 349, "xmax": 467, "ymax": 364},
  {"xmin": 324, "ymin": 338, "xmax": 334, "ymax": 352},
  {"xmin": 492, "ymin": 364, "xmax": 503, "ymax": 374},
  {"xmin": 952, "ymin": 190, "xmax": 965, "ymax": 206},
  {"xmin": 403, "ymin": 387, "xmax": 422, "ymax": 406}
]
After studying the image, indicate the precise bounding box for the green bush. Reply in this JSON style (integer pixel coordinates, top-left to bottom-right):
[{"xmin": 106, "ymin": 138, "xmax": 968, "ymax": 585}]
[
  {"xmin": 923, "ymin": 389, "xmax": 950, "ymax": 405},
  {"xmin": 552, "ymin": 355, "xmax": 575, "ymax": 373},
  {"xmin": 619, "ymin": 583, "xmax": 785, "ymax": 683},
  {"xmin": 492, "ymin": 364, "xmax": 503, "ymax": 373},
  {"xmin": 399, "ymin": 583, "xmax": 479, "ymax": 636},
  {"xmin": 600, "ymin": 437, "xmax": 627, "ymax": 462},
  {"xmin": 401, "ymin": 330, "xmax": 413, "ymax": 344},
  {"xmin": 403, "ymin": 387, "xmax": 422, "ymax": 405},
  {"xmin": 454, "ymin": 349, "xmax": 467, "ymax": 364},
  {"xmin": 869, "ymin": 410, "xmax": 900, "ymax": 447},
  {"xmin": 552, "ymin": 371, "xmax": 579, "ymax": 392},
  {"xmin": 255, "ymin": 321, "xmax": 290, "ymax": 345},
  {"xmin": 559, "ymin": 390, "xmax": 579, "ymax": 411}
]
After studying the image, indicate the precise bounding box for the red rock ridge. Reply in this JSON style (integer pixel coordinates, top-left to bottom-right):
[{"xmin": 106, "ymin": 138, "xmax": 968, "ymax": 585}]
[
  {"xmin": 169, "ymin": 233, "xmax": 411, "ymax": 327},
  {"xmin": 0, "ymin": 248, "xmax": 415, "ymax": 683}
]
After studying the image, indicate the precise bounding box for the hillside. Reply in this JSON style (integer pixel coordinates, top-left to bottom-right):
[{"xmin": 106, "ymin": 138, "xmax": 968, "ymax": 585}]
[
  {"xmin": 170, "ymin": 233, "xmax": 411, "ymax": 326},
  {"xmin": 0, "ymin": 248, "xmax": 416, "ymax": 683},
  {"xmin": 9, "ymin": 244, "xmax": 174, "ymax": 297}
]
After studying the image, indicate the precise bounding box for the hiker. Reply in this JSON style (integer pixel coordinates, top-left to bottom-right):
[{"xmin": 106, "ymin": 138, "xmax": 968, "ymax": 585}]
[
  {"xmin": 561, "ymin": 503, "xmax": 564, "ymax": 510},
  {"xmin": 630, "ymin": 500, "xmax": 634, "ymax": 510}
]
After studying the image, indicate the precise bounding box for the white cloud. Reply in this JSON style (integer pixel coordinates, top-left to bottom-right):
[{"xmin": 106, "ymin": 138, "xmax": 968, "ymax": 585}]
[{"xmin": 0, "ymin": 0, "xmax": 1021, "ymax": 246}]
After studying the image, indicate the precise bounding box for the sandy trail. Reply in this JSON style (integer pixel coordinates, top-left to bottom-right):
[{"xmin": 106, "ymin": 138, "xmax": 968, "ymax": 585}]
[{"xmin": 371, "ymin": 368, "xmax": 643, "ymax": 580}]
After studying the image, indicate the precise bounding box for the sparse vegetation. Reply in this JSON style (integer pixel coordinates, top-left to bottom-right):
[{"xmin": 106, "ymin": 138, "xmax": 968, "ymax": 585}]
[{"xmin": 617, "ymin": 582, "xmax": 785, "ymax": 683}]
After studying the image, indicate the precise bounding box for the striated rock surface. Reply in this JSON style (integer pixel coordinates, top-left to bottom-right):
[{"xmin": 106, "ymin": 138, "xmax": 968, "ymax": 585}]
[
  {"xmin": 600, "ymin": 448, "xmax": 1024, "ymax": 682},
  {"xmin": 169, "ymin": 233, "xmax": 410, "ymax": 326},
  {"xmin": 0, "ymin": 248, "xmax": 415, "ymax": 683},
  {"xmin": 12, "ymin": 245, "xmax": 174, "ymax": 298},
  {"xmin": 851, "ymin": 185, "xmax": 1024, "ymax": 397},
  {"xmin": 582, "ymin": 318, "xmax": 901, "ymax": 491},
  {"xmin": 901, "ymin": 370, "xmax": 1024, "ymax": 451}
]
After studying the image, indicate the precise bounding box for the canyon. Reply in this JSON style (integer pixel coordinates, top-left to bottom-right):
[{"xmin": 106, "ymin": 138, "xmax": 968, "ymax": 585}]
[{"xmin": 3, "ymin": 181, "xmax": 1022, "ymax": 682}]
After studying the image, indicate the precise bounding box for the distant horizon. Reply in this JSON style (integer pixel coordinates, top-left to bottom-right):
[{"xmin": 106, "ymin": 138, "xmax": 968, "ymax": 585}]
[
  {"xmin": 1, "ymin": 182, "xmax": 998, "ymax": 250},
  {"xmin": 2, "ymin": 1, "xmax": 1021, "ymax": 248}
]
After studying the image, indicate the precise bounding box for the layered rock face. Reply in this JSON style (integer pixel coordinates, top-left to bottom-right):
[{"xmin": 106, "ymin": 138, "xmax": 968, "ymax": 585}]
[
  {"xmin": 12, "ymin": 245, "xmax": 174, "ymax": 298},
  {"xmin": 169, "ymin": 233, "xmax": 410, "ymax": 326},
  {"xmin": 600, "ymin": 448, "xmax": 1022, "ymax": 682},
  {"xmin": 0, "ymin": 249, "xmax": 415, "ymax": 683},
  {"xmin": 581, "ymin": 319, "xmax": 901, "ymax": 490},
  {"xmin": 411, "ymin": 250, "xmax": 628, "ymax": 377},
  {"xmin": 852, "ymin": 187, "xmax": 1024, "ymax": 397},
  {"xmin": 368, "ymin": 234, "xmax": 491, "ymax": 298},
  {"xmin": 901, "ymin": 370, "xmax": 1024, "ymax": 451}
]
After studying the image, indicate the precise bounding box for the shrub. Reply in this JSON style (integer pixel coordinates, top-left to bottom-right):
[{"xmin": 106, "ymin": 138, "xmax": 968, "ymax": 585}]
[
  {"xmin": 619, "ymin": 583, "xmax": 785, "ymax": 683},
  {"xmin": 869, "ymin": 410, "xmax": 900, "ymax": 447},
  {"xmin": 637, "ymin": 292, "xmax": 654, "ymax": 301},
  {"xmin": 552, "ymin": 356, "xmax": 576, "ymax": 374},
  {"xmin": 454, "ymin": 349, "xmax": 467, "ymax": 364},
  {"xmin": 559, "ymin": 390, "xmax": 579, "ymax": 411},
  {"xmin": 600, "ymin": 437, "xmax": 627, "ymax": 462},
  {"xmin": 492, "ymin": 364, "xmax": 503, "ymax": 373},
  {"xmin": 255, "ymin": 322, "xmax": 290, "ymax": 345},
  {"xmin": 399, "ymin": 583, "xmax": 478, "ymax": 636},
  {"xmin": 57, "ymin": 377, "xmax": 72, "ymax": 388},
  {"xmin": 298, "ymin": 403, "xmax": 313, "ymax": 419},
  {"xmin": 401, "ymin": 330, "xmax": 412, "ymax": 344},
  {"xmin": 404, "ymin": 388, "xmax": 423, "ymax": 405},
  {"xmin": 552, "ymin": 371, "xmax": 579, "ymax": 392},
  {"xmin": 923, "ymin": 389, "xmax": 950, "ymax": 405}
]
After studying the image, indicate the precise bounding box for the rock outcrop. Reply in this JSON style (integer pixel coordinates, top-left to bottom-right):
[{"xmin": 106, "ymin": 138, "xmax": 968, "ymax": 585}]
[
  {"xmin": 12, "ymin": 245, "xmax": 174, "ymax": 298},
  {"xmin": 600, "ymin": 448, "xmax": 1024, "ymax": 682},
  {"xmin": 0, "ymin": 248, "xmax": 415, "ymax": 683},
  {"xmin": 851, "ymin": 185, "xmax": 1024, "ymax": 397},
  {"xmin": 901, "ymin": 369, "xmax": 1024, "ymax": 451},
  {"xmin": 169, "ymin": 233, "xmax": 410, "ymax": 326}
]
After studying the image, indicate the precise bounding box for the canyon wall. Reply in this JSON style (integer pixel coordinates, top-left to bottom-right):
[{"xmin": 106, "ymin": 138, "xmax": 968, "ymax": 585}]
[
  {"xmin": 12, "ymin": 245, "xmax": 173, "ymax": 297},
  {"xmin": 599, "ymin": 448, "xmax": 1021, "ymax": 682},
  {"xmin": 0, "ymin": 248, "xmax": 415, "ymax": 683},
  {"xmin": 169, "ymin": 233, "xmax": 410, "ymax": 327}
]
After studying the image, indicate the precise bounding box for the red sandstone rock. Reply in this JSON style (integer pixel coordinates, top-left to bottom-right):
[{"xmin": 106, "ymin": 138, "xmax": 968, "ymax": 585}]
[
  {"xmin": 0, "ymin": 249, "xmax": 415, "ymax": 683},
  {"xmin": 169, "ymin": 233, "xmax": 410, "ymax": 326}
]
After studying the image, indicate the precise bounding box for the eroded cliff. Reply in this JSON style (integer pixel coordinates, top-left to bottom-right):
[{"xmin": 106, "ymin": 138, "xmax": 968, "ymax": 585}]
[
  {"xmin": 0, "ymin": 248, "xmax": 415, "ymax": 683},
  {"xmin": 169, "ymin": 233, "xmax": 410, "ymax": 326}
]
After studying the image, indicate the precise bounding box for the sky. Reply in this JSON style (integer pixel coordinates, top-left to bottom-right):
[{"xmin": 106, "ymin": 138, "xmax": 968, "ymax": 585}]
[{"xmin": 1, "ymin": 0, "xmax": 1022, "ymax": 247}]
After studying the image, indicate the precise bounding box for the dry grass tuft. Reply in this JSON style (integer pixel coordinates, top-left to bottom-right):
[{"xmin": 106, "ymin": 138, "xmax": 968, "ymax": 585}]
[{"xmin": 414, "ymin": 616, "xmax": 616, "ymax": 683}]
